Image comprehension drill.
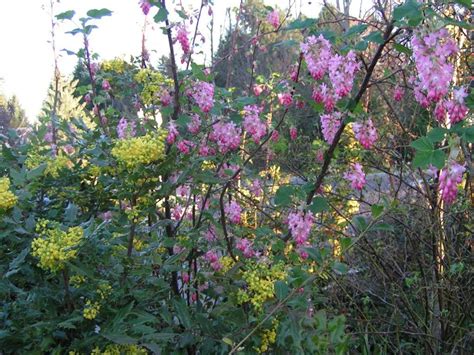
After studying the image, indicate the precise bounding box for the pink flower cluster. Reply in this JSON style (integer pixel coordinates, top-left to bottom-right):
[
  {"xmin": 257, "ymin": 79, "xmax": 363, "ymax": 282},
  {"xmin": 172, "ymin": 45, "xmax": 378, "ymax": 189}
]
[
  {"xmin": 287, "ymin": 210, "xmax": 315, "ymax": 245},
  {"xmin": 411, "ymin": 29, "xmax": 458, "ymax": 105},
  {"xmin": 236, "ymin": 238, "xmax": 255, "ymax": 258},
  {"xmin": 243, "ymin": 105, "xmax": 266, "ymax": 143},
  {"xmin": 167, "ymin": 121, "xmax": 179, "ymax": 144},
  {"xmin": 176, "ymin": 25, "xmax": 190, "ymax": 62},
  {"xmin": 187, "ymin": 114, "xmax": 201, "ymax": 134},
  {"xmin": 320, "ymin": 112, "xmax": 342, "ymax": 144},
  {"xmin": 189, "ymin": 81, "xmax": 214, "ymax": 113},
  {"xmin": 352, "ymin": 118, "xmax": 378, "ymax": 149},
  {"xmin": 445, "ymin": 87, "xmax": 469, "ymax": 124},
  {"xmin": 393, "ymin": 86, "xmax": 404, "ymax": 102},
  {"xmin": 224, "ymin": 200, "xmax": 242, "ymax": 224},
  {"xmin": 159, "ymin": 89, "xmax": 172, "ymax": 107},
  {"xmin": 278, "ymin": 92, "xmax": 293, "ymax": 107},
  {"xmin": 302, "ymin": 35, "xmax": 359, "ymax": 111},
  {"xmin": 249, "ymin": 179, "xmax": 263, "ymax": 197},
  {"xmin": 344, "ymin": 163, "xmax": 366, "ymax": 191},
  {"xmin": 439, "ymin": 161, "xmax": 465, "ymax": 205},
  {"xmin": 267, "ymin": 10, "xmax": 280, "ymax": 29},
  {"xmin": 139, "ymin": 0, "xmax": 151, "ymax": 15},
  {"xmin": 204, "ymin": 250, "xmax": 222, "ymax": 271},
  {"xmin": 177, "ymin": 140, "xmax": 195, "ymax": 154},
  {"xmin": 209, "ymin": 121, "xmax": 241, "ymax": 153},
  {"xmin": 116, "ymin": 117, "xmax": 136, "ymax": 139},
  {"xmin": 290, "ymin": 127, "xmax": 297, "ymax": 140}
]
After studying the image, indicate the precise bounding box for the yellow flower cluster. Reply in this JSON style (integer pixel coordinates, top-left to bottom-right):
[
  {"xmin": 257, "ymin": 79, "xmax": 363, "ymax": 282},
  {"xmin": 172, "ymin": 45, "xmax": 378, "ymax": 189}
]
[
  {"xmin": 83, "ymin": 299, "xmax": 100, "ymax": 320},
  {"xmin": 70, "ymin": 275, "xmax": 86, "ymax": 288},
  {"xmin": 220, "ymin": 256, "xmax": 235, "ymax": 273},
  {"xmin": 134, "ymin": 68, "xmax": 165, "ymax": 105},
  {"xmin": 111, "ymin": 130, "xmax": 167, "ymax": 169},
  {"xmin": 97, "ymin": 282, "xmax": 112, "ymax": 300},
  {"xmin": 91, "ymin": 344, "xmax": 147, "ymax": 355},
  {"xmin": 25, "ymin": 151, "xmax": 72, "ymax": 178},
  {"xmin": 0, "ymin": 177, "xmax": 17, "ymax": 211},
  {"xmin": 237, "ymin": 262, "xmax": 286, "ymax": 311},
  {"xmin": 257, "ymin": 319, "xmax": 279, "ymax": 353},
  {"xmin": 31, "ymin": 220, "xmax": 83, "ymax": 273},
  {"xmin": 101, "ymin": 58, "xmax": 127, "ymax": 74}
]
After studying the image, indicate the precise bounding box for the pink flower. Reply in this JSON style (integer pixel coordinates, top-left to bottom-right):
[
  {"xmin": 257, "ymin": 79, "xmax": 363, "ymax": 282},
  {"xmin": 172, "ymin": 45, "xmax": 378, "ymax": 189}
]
[
  {"xmin": 177, "ymin": 140, "xmax": 194, "ymax": 154},
  {"xmin": 278, "ymin": 92, "xmax": 293, "ymax": 107},
  {"xmin": 189, "ymin": 81, "xmax": 214, "ymax": 113},
  {"xmin": 101, "ymin": 79, "xmax": 111, "ymax": 91},
  {"xmin": 159, "ymin": 90, "xmax": 172, "ymax": 107},
  {"xmin": 315, "ymin": 149, "xmax": 324, "ymax": 163},
  {"xmin": 445, "ymin": 87, "xmax": 469, "ymax": 124},
  {"xmin": 176, "ymin": 25, "xmax": 190, "ymax": 62},
  {"xmin": 182, "ymin": 272, "xmax": 190, "ymax": 284},
  {"xmin": 99, "ymin": 211, "xmax": 113, "ymax": 222},
  {"xmin": 434, "ymin": 101, "xmax": 447, "ymax": 123},
  {"xmin": 172, "ymin": 204, "xmax": 183, "ymax": 220},
  {"xmin": 287, "ymin": 211, "xmax": 314, "ymax": 245},
  {"xmin": 290, "ymin": 127, "xmax": 297, "ymax": 141},
  {"xmin": 209, "ymin": 121, "xmax": 241, "ymax": 153},
  {"xmin": 224, "ymin": 200, "xmax": 242, "ymax": 224},
  {"xmin": 352, "ymin": 118, "xmax": 377, "ymax": 149},
  {"xmin": 117, "ymin": 117, "xmax": 136, "ymax": 139},
  {"xmin": 139, "ymin": 0, "xmax": 151, "ymax": 15},
  {"xmin": 198, "ymin": 143, "xmax": 215, "ymax": 157},
  {"xmin": 84, "ymin": 93, "xmax": 92, "ymax": 103},
  {"xmin": 236, "ymin": 238, "xmax": 255, "ymax": 258},
  {"xmin": 344, "ymin": 163, "xmax": 366, "ymax": 191},
  {"xmin": 253, "ymin": 84, "xmax": 264, "ymax": 96},
  {"xmin": 204, "ymin": 225, "xmax": 217, "ymax": 242},
  {"xmin": 187, "ymin": 114, "xmax": 201, "ymax": 134},
  {"xmin": 320, "ymin": 112, "xmax": 342, "ymax": 144},
  {"xmin": 243, "ymin": 105, "xmax": 266, "ymax": 143},
  {"xmin": 167, "ymin": 121, "xmax": 179, "ymax": 144},
  {"xmin": 249, "ymin": 179, "xmax": 263, "ymax": 197},
  {"xmin": 393, "ymin": 86, "xmax": 404, "ymax": 102},
  {"xmin": 439, "ymin": 161, "xmax": 465, "ymax": 205},
  {"xmin": 204, "ymin": 250, "xmax": 222, "ymax": 271},
  {"xmin": 301, "ymin": 35, "xmax": 332, "ymax": 80},
  {"xmin": 271, "ymin": 130, "xmax": 279, "ymax": 142},
  {"xmin": 267, "ymin": 10, "xmax": 279, "ymax": 29}
]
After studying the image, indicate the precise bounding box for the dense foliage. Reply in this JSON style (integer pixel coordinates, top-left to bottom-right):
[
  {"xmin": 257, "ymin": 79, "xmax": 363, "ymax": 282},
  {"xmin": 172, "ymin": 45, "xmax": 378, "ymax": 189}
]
[{"xmin": 1, "ymin": 0, "xmax": 472, "ymax": 353}]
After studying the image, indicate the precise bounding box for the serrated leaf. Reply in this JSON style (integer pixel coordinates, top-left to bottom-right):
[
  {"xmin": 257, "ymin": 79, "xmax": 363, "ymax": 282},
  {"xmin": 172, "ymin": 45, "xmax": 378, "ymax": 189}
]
[
  {"xmin": 308, "ymin": 196, "xmax": 329, "ymax": 213},
  {"xmin": 427, "ymin": 128, "xmax": 447, "ymax": 143},
  {"xmin": 87, "ymin": 8, "xmax": 112, "ymax": 19},
  {"xmin": 274, "ymin": 186, "xmax": 296, "ymax": 206},
  {"xmin": 56, "ymin": 10, "xmax": 75, "ymax": 20},
  {"xmin": 410, "ymin": 137, "xmax": 433, "ymax": 152},
  {"xmin": 413, "ymin": 149, "xmax": 445, "ymax": 169},
  {"xmin": 275, "ymin": 280, "xmax": 289, "ymax": 300}
]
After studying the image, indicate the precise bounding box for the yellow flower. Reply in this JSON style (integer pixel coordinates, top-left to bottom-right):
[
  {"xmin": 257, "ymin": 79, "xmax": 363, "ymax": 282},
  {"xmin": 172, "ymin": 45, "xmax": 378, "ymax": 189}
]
[
  {"xmin": 31, "ymin": 220, "xmax": 83, "ymax": 273},
  {"xmin": 111, "ymin": 130, "xmax": 167, "ymax": 169},
  {"xmin": 83, "ymin": 299, "xmax": 100, "ymax": 320},
  {"xmin": 0, "ymin": 177, "xmax": 17, "ymax": 211}
]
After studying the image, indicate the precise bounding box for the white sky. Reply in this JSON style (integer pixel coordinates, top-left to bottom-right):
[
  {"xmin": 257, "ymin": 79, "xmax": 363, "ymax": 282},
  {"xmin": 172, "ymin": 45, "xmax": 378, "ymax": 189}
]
[{"xmin": 0, "ymin": 0, "xmax": 370, "ymax": 121}]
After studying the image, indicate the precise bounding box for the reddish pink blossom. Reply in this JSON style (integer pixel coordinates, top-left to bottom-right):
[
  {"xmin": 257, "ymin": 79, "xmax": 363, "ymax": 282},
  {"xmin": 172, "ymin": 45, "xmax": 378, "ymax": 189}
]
[
  {"xmin": 446, "ymin": 87, "xmax": 469, "ymax": 124},
  {"xmin": 187, "ymin": 114, "xmax": 201, "ymax": 134},
  {"xmin": 301, "ymin": 35, "xmax": 332, "ymax": 80},
  {"xmin": 249, "ymin": 179, "xmax": 263, "ymax": 197},
  {"xmin": 393, "ymin": 86, "xmax": 404, "ymax": 102},
  {"xmin": 287, "ymin": 211, "xmax": 315, "ymax": 245},
  {"xmin": 84, "ymin": 93, "xmax": 92, "ymax": 103},
  {"xmin": 253, "ymin": 84, "xmax": 264, "ymax": 96},
  {"xmin": 189, "ymin": 81, "xmax": 214, "ymax": 113},
  {"xmin": 182, "ymin": 272, "xmax": 190, "ymax": 284},
  {"xmin": 236, "ymin": 238, "xmax": 255, "ymax": 258},
  {"xmin": 290, "ymin": 127, "xmax": 298, "ymax": 141},
  {"xmin": 224, "ymin": 200, "xmax": 242, "ymax": 224},
  {"xmin": 117, "ymin": 117, "xmax": 136, "ymax": 139},
  {"xmin": 267, "ymin": 10, "xmax": 280, "ymax": 29},
  {"xmin": 352, "ymin": 118, "xmax": 378, "ymax": 149},
  {"xmin": 209, "ymin": 121, "xmax": 241, "ymax": 153},
  {"xmin": 439, "ymin": 161, "xmax": 465, "ymax": 205},
  {"xmin": 344, "ymin": 163, "xmax": 366, "ymax": 191},
  {"xmin": 176, "ymin": 25, "xmax": 190, "ymax": 62},
  {"xmin": 243, "ymin": 105, "xmax": 266, "ymax": 143},
  {"xmin": 177, "ymin": 140, "xmax": 194, "ymax": 154},
  {"xmin": 172, "ymin": 204, "xmax": 183, "ymax": 220},
  {"xmin": 101, "ymin": 79, "xmax": 111, "ymax": 91},
  {"xmin": 139, "ymin": 0, "xmax": 151, "ymax": 15},
  {"xmin": 278, "ymin": 92, "xmax": 293, "ymax": 107},
  {"xmin": 320, "ymin": 112, "xmax": 342, "ymax": 144},
  {"xmin": 167, "ymin": 121, "xmax": 179, "ymax": 144},
  {"xmin": 159, "ymin": 90, "xmax": 172, "ymax": 107},
  {"xmin": 434, "ymin": 101, "xmax": 447, "ymax": 123},
  {"xmin": 204, "ymin": 250, "xmax": 222, "ymax": 271},
  {"xmin": 271, "ymin": 130, "xmax": 279, "ymax": 142}
]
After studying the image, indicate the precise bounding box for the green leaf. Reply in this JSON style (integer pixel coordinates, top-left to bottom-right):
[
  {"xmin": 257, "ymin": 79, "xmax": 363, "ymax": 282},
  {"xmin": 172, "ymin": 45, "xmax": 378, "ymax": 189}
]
[
  {"xmin": 393, "ymin": 0, "xmax": 422, "ymax": 26},
  {"xmin": 27, "ymin": 163, "xmax": 47, "ymax": 180},
  {"xmin": 460, "ymin": 126, "xmax": 474, "ymax": 143},
  {"xmin": 372, "ymin": 222, "xmax": 395, "ymax": 232},
  {"xmin": 410, "ymin": 136, "xmax": 433, "ymax": 152},
  {"xmin": 9, "ymin": 168, "xmax": 25, "ymax": 185},
  {"xmin": 7, "ymin": 247, "xmax": 30, "ymax": 276},
  {"xmin": 153, "ymin": 7, "xmax": 168, "ymax": 22},
  {"xmin": 274, "ymin": 186, "xmax": 296, "ymax": 206},
  {"xmin": 413, "ymin": 149, "xmax": 445, "ymax": 169},
  {"xmin": 393, "ymin": 43, "xmax": 412, "ymax": 55},
  {"xmin": 86, "ymin": 8, "xmax": 112, "ymax": 19},
  {"xmin": 275, "ymin": 280, "xmax": 289, "ymax": 300},
  {"xmin": 308, "ymin": 196, "xmax": 329, "ymax": 213},
  {"xmin": 371, "ymin": 204, "xmax": 384, "ymax": 218},
  {"xmin": 332, "ymin": 261, "xmax": 348, "ymax": 275},
  {"xmin": 56, "ymin": 10, "xmax": 75, "ymax": 20},
  {"xmin": 346, "ymin": 24, "xmax": 367, "ymax": 37},
  {"xmin": 173, "ymin": 299, "xmax": 191, "ymax": 329},
  {"xmin": 285, "ymin": 18, "xmax": 316, "ymax": 30},
  {"xmin": 364, "ymin": 31, "xmax": 384, "ymax": 44},
  {"xmin": 456, "ymin": 0, "xmax": 472, "ymax": 8},
  {"xmin": 64, "ymin": 202, "xmax": 78, "ymax": 223},
  {"xmin": 354, "ymin": 40, "xmax": 368, "ymax": 51},
  {"xmin": 426, "ymin": 128, "xmax": 447, "ymax": 143}
]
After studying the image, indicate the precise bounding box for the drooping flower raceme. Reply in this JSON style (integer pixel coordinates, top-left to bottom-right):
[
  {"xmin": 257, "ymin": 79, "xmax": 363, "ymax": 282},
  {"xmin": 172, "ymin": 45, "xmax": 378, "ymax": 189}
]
[
  {"xmin": 243, "ymin": 105, "xmax": 266, "ymax": 143},
  {"xmin": 224, "ymin": 200, "xmax": 242, "ymax": 224},
  {"xmin": 176, "ymin": 25, "xmax": 190, "ymax": 62},
  {"xmin": 187, "ymin": 114, "xmax": 201, "ymax": 134},
  {"xmin": 139, "ymin": 0, "xmax": 151, "ymax": 15},
  {"xmin": 301, "ymin": 35, "xmax": 332, "ymax": 80},
  {"xmin": 411, "ymin": 29, "xmax": 458, "ymax": 104},
  {"xmin": 209, "ymin": 121, "xmax": 241, "ymax": 153},
  {"xmin": 352, "ymin": 118, "xmax": 378, "ymax": 149},
  {"xmin": 278, "ymin": 92, "xmax": 293, "ymax": 107},
  {"xmin": 438, "ymin": 161, "xmax": 465, "ymax": 205},
  {"xmin": 267, "ymin": 10, "xmax": 279, "ymax": 29},
  {"xmin": 236, "ymin": 238, "xmax": 255, "ymax": 258},
  {"xmin": 445, "ymin": 87, "xmax": 469, "ymax": 124},
  {"xmin": 290, "ymin": 127, "xmax": 297, "ymax": 141},
  {"xmin": 320, "ymin": 112, "xmax": 342, "ymax": 144},
  {"xmin": 167, "ymin": 121, "xmax": 179, "ymax": 144},
  {"xmin": 287, "ymin": 210, "xmax": 315, "ymax": 245},
  {"xmin": 344, "ymin": 163, "xmax": 366, "ymax": 191},
  {"xmin": 116, "ymin": 117, "xmax": 136, "ymax": 139},
  {"xmin": 189, "ymin": 81, "xmax": 214, "ymax": 113}
]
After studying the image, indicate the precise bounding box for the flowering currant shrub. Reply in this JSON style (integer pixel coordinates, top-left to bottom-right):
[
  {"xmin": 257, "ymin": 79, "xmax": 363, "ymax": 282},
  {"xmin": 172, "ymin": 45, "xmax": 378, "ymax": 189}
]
[{"xmin": 0, "ymin": 1, "xmax": 472, "ymax": 354}]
